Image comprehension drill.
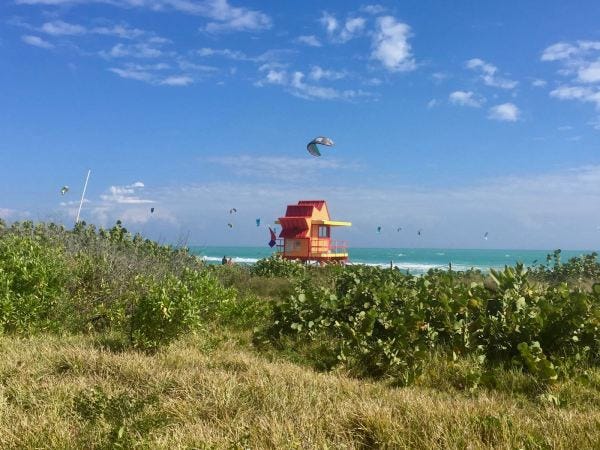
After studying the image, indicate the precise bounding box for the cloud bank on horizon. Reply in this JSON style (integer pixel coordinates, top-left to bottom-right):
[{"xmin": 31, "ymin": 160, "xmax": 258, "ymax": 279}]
[{"xmin": 1, "ymin": 0, "xmax": 600, "ymax": 249}]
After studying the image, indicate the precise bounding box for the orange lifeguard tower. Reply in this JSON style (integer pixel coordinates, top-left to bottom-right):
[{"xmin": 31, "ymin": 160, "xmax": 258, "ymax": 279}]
[{"xmin": 275, "ymin": 200, "xmax": 351, "ymax": 263}]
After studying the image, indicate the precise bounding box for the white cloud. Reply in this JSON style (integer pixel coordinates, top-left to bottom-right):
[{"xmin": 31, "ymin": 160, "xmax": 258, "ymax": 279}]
[
  {"xmin": 431, "ymin": 72, "xmax": 448, "ymax": 83},
  {"xmin": 541, "ymin": 41, "xmax": 600, "ymax": 70},
  {"xmin": 466, "ymin": 58, "xmax": 495, "ymax": 73},
  {"xmin": 99, "ymin": 182, "xmax": 154, "ymax": 204},
  {"xmin": 197, "ymin": 47, "xmax": 249, "ymax": 60},
  {"xmin": 177, "ymin": 60, "xmax": 218, "ymax": 72},
  {"xmin": 466, "ymin": 58, "xmax": 517, "ymax": 89},
  {"xmin": 295, "ymin": 35, "xmax": 321, "ymax": 47},
  {"xmin": 288, "ymin": 71, "xmax": 369, "ymax": 101},
  {"xmin": 202, "ymin": 0, "xmax": 272, "ymax": 33},
  {"xmin": 257, "ymin": 68, "xmax": 371, "ymax": 101},
  {"xmin": 541, "ymin": 42, "xmax": 581, "ymax": 61},
  {"xmin": 55, "ymin": 180, "xmax": 177, "ymax": 227},
  {"xmin": 550, "ymin": 85, "xmax": 600, "ymax": 108},
  {"xmin": 108, "ymin": 66, "xmax": 154, "ymax": 82},
  {"xmin": 33, "ymin": 18, "xmax": 149, "ymax": 40},
  {"xmin": 360, "ymin": 4, "xmax": 386, "ymax": 15},
  {"xmin": 160, "ymin": 75, "xmax": 193, "ymax": 86},
  {"xmin": 542, "ymin": 40, "xmax": 600, "ymax": 114},
  {"xmin": 92, "ymin": 24, "xmax": 145, "ymax": 39},
  {"xmin": 320, "ymin": 12, "xmax": 366, "ymax": 43},
  {"xmin": 449, "ymin": 90, "xmax": 483, "ymax": 107},
  {"xmin": 21, "ymin": 34, "xmax": 53, "ymax": 49},
  {"xmin": 319, "ymin": 12, "xmax": 339, "ymax": 35},
  {"xmin": 196, "ymin": 47, "xmax": 290, "ymax": 66},
  {"xmin": 488, "ymin": 102, "xmax": 520, "ymax": 122},
  {"xmin": 101, "ymin": 42, "xmax": 163, "ymax": 59},
  {"xmin": 364, "ymin": 77, "xmax": 382, "ymax": 86},
  {"xmin": 309, "ymin": 66, "xmax": 346, "ymax": 81},
  {"xmin": 531, "ymin": 78, "xmax": 547, "ymax": 87},
  {"xmin": 371, "ymin": 16, "xmax": 415, "ymax": 72},
  {"xmin": 578, "ymin": 61, "xmax": 600, "ymax": 83},
  {"xmin": 41, "ymin": 20, "xmax": 85, "ymax": 35},
  {"xmin": 268, "ymin": 70, "xmax": 288, "ymax": 85},
  {"xmin": 427, "ymin": 99, "xmax": 438, "ymax": 108},
  {"xmin": 339, "ymin": 17, "xmax": 366, "ymax": 42},
  {"xmin": 108, "ymin": 63, "xmax": 199, "ymax": 86},
  {"xmin": 16, "ymin": 0, "xmax": 79, "ymax": 3},
  {"xmin": 18, "ymin": 0, "xmax": 272, "ymax": 33},
  {"xmin": 17, "ymin": 0, "xmax": 84, "ymax": 3}
]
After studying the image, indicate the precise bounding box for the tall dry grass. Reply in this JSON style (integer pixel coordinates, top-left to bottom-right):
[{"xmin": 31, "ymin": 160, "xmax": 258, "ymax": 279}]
[{"xmin": 1, "ymin": 331, "xmax": 598, "ymax": 449}]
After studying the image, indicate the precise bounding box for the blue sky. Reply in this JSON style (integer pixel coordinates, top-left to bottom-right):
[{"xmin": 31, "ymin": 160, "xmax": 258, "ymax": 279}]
[{"xmin": 1, "ymin": 0, "xmax": 600, "ymax": 249}]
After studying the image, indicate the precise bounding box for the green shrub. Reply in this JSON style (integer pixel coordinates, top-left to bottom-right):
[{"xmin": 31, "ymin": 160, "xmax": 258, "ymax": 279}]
[
  {"xmin": 128, "ymin": 269, "xmax": 235, "ymax": 351},
  {"xmin": 251, "ymin": 256, "xmax": 305, "ymax": 278},
  {"xmin": 531, "ymin": 249, "xmax": 600, "ymax": 283},
  {"xmin": 0, "ymin": 221, "xmax": 231, "ymax": 351},
  {"xmin": 0, "ymin": 234, "xmax": 68, "ymax": 333},
  {"xmin": 259, "ymin": 263, "xmax": 600, "ymax": 384}
]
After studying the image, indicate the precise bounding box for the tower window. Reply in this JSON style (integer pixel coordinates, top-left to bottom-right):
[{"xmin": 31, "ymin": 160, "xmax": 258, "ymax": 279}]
[{"xmin": 318, "ymin": 226, "xmax": 329, "ymax": 238}]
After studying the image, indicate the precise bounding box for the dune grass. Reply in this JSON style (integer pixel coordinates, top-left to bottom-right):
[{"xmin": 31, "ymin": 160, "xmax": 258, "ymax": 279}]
[{"xmin": 1, "ymin": 330, "xmax": 599, "ymax": 449}]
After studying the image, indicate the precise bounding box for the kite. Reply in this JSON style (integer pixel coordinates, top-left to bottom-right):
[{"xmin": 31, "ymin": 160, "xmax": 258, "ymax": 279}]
[
  {"xmin": 227, "ymin": 223, "xmax": 233, "ymax": 228},
  {"xmin": 256, "ymin": 218, "xmax": 261, "ymax": 227},
  {"xmin": 417, "ymin": 229, "xmax": 422, "ymax": 236},
  {"xmin": 229, "ymin": 208, "xmax": 237, "ymax": 214},
  {"xmin": 484, "ymin": 231, "xmax": 488, "ymax": 240},
  {"xmin": 307, "ymin": 136, "xmax": 334, "ymax": 157},
  {"xmin": 397, "ymin": 227, "xmax": 402, "ymax": 232},
  {"xmin": 150, "ymin": 207, "xmax": 155, "ymax": 213},
  {"xmin": 377, "ymin": 226, "xmax": 382, "ymax": 234},
  {"xmin": 268, "ymin": 227, "xmax": 277, "ymax": 248},
  {"xmin": 60, "ymin": 186, "xmax": 69, "ymax": 195}
]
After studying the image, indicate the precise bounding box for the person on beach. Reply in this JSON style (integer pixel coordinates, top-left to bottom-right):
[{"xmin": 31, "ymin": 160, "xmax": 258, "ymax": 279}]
[{"xmin": 221, "ymin": 255, "xmax": 228, "ymax": 265}]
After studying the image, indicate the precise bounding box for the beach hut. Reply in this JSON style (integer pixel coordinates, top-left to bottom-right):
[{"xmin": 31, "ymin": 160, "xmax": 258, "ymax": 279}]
[{"xmin": 275, "ymin": 200, "xmax": 351, "ymax": 263}]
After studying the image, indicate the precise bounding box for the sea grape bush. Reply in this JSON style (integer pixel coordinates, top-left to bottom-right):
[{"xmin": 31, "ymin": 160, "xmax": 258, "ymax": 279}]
[
  {"xmin": 531, "ymin": 249, "xmax": 600, "ymax": 283},
  {"xmin": 260, "ymin": 264, "xmax": 600, "ymax": 384}
]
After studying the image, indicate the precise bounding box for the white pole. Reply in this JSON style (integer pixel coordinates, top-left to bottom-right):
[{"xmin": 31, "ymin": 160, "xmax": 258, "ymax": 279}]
[{"xmin": 75, "ymin": 169, "xmax": 91, "ymax": 224}]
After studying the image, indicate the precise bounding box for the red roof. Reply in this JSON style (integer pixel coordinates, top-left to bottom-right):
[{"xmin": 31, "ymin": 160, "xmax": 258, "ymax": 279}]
[
  {"xmin": 278, "ymin": 217, "xmax": 309, "ymax": 238},
  {"xmin": 298, "ymin": 200, "xmax": 326, "ymax": 210},
  {"xmin": 285, "ymin": 205, "xmax": 314, "ymax": 217}
]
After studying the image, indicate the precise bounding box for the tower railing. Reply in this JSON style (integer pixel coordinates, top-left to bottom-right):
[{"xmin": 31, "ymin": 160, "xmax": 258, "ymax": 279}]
[
  {"xmin": 310, "ymin": 239, "xmax": 348, "ymax": 256},
  {"xmin": 275, "ymin": 238, "xmax": 348, "ymax": 259}
]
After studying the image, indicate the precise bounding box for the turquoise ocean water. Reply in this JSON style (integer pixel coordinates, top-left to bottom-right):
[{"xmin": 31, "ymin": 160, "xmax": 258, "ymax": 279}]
[{"xmin": 190, "ymin": 246, "xmax": 598, "ymax": 274}]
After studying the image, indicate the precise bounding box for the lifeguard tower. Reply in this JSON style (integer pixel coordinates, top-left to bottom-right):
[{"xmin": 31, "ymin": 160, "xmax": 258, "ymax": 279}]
[{"xmin": 275, "ymin": 200, "xmax": 351, "ymax": 263}]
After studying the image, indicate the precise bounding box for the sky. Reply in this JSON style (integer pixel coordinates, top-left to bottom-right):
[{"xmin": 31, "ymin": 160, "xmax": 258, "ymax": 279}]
[{"xmin": 1, "ymin": 0, "xmax": 600, "ymax": 249}]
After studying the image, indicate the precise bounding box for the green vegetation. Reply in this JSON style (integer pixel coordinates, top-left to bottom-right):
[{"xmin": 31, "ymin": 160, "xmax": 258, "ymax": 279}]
[
  {"xmin": 0, "ymin": 220, "xmax": 599, "ymax": 448},
  {"xmin": 257, "ymin": 262, "xmax": 599, "ymax": 385},
  {"xmin": 0, "ymin": 220, "xmax": 233, "ymax": 350}
]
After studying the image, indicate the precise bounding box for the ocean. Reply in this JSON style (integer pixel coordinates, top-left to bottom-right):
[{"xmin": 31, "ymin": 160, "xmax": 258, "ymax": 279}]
[{"xmin": 190, "ymin": 246, "xmax": 598, "ymax": 274}]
